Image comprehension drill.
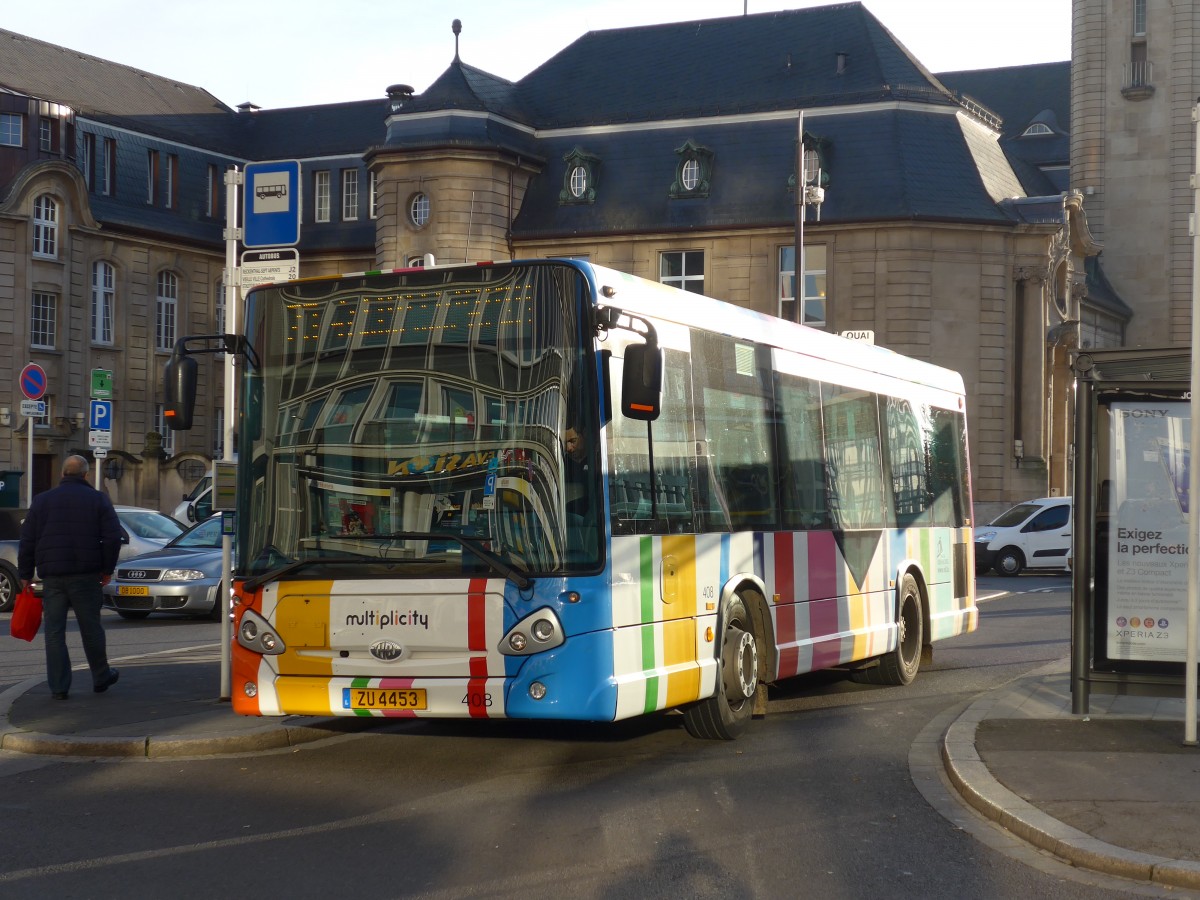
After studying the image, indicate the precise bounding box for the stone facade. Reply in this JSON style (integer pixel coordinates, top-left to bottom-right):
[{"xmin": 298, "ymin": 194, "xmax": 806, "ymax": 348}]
[{"xmin": 1071, "ymin": 0, "xmax": 1199, "ymax": 348}]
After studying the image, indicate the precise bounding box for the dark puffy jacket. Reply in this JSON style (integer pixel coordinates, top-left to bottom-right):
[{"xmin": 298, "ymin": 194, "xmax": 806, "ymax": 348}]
[{"xmin": 18, "ymin": 476, "xmax": 123, "ymax": 579}]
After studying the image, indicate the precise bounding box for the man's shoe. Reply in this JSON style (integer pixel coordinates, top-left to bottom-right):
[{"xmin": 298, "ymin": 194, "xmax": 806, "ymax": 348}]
[
  {"xmin": 51, "ymin": 692, "xmax": 68, "ymax": 700},
  {"xmin": 94, "ymin": 668, "xmax": 119, "ymax": 693}
]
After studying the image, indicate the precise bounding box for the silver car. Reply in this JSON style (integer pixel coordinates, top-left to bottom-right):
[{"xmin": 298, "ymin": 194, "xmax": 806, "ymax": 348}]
[
  {"xmin": 0, "ymin": 505, "xmax": 184, "ymax": 611},
  {"xmin": 103, "ymin": 516, "xmax": 226, "ymax": 621}
]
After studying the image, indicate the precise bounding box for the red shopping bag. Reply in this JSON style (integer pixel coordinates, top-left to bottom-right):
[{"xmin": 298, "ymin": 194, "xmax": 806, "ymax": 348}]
[{"xmin": 9, "ymin": 585, "xmax": 42, "ymax": 642}]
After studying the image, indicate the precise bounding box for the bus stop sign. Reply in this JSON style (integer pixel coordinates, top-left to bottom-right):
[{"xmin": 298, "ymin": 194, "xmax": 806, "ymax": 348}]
[{"xmin": 243, "ymin": 160, "xmax": 301, "ymax": 248}]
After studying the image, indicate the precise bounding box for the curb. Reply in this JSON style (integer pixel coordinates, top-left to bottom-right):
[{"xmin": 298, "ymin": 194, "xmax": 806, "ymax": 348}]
[
  {"xmin": 942, "ymin": 684, "xmax": 1200, "ymax": 892},
  {"xmin": 0, "ymin": 720, "xmax": 359, "ymax": 758},
  {"xmin": 0, "ymin": 668, "xmax": 379, "ymax": 759}
]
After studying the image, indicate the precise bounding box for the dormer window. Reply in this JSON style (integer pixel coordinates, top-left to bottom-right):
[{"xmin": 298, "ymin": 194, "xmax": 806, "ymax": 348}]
[
  {"xmin": 1021, "ymin": 123, "xmax": 1053, "ymax": 137},
  {"xmin": 559, "ymin": 148, "xmax": 599, "ymax": 204},
  {"xmin": 669, "ymin": 141, "xmax": 713, "ymax": 199}
]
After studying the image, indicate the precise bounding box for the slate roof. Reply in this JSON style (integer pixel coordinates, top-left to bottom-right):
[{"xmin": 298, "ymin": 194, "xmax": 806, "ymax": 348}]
[
  {"xmin": 0, "ymin": 28, "xmax": 229, "ymax": 118},
  {"xmin": 407, "ymin": 3, "xmax": 961, "ymax": 126},
  {"xmin": 937, "ymin": 62, "xmax": 1070, "ymax": 195}
]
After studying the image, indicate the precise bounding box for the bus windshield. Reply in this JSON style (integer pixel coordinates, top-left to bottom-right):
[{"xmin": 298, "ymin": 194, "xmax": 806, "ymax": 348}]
[{"xmin": 237, "ymin": 262, "xmax": 602, "ymax": 581}]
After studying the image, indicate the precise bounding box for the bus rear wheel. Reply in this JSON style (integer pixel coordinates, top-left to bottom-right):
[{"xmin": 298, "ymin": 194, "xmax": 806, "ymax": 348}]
[
  {"xmin": 853, "ymin": 574, "xmax": 923, "ymax": 686},
  {"xmin": 683, "ymin": 596, "xmax": 758, "ymax": 740}
]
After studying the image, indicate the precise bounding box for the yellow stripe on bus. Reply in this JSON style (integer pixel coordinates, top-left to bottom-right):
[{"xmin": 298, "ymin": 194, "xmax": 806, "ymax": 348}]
[{"xmin": 274, "ymin": 584, "xmax": 333, "ymax": 677}]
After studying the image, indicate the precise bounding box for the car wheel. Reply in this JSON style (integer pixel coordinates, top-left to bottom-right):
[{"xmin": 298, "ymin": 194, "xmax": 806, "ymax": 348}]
[
  {"xmin": 0, "ymin": 564, "xmax": 17, "ymax": 613},
  {"xmin": 994, "ymin": 547, "xmax": 1025, "ymax": 577},
  {"xmin": 116, "ymin": 609, "xmax": 152, "ymax": 620}
]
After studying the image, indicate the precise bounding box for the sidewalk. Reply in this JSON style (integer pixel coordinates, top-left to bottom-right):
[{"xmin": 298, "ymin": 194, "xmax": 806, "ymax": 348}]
[
  {"xmin": 944, "ymin": 659, "xmax": 1200, "ymax": 892},
  {"xmin": 3, "ymin": 648, "xmax": 1200, "ymax": 890},
  {"xmin": 0, "ymin": 645, "xmax": 372, "ymax": 757}
]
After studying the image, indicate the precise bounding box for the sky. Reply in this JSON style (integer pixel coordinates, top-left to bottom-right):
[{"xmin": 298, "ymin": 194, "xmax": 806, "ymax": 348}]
[{"xmin": 5, "ymin": 0, "xmax": 1070, "ymax": 110}]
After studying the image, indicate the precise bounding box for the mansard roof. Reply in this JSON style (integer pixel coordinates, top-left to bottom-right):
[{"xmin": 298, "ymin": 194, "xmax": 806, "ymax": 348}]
[
  {"xmin": 0, "ymin": 28, "xmax": 228, "ymax": 118},
  {"xmin": 409, "ymin": 3, "xmax": 962, "ymax": 127},
  {"xmin": 937, "ymin": 61, "xmax": 1070, "ymax": 194}
]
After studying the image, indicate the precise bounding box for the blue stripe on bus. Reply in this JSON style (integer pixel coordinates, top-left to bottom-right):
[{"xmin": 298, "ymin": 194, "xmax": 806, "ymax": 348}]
[{"xmin": 720, "ymin": 533, "xmax": 730, "ymax": 585}]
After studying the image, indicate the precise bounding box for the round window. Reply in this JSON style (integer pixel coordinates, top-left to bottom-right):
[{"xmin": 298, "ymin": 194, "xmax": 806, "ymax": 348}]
[
  {"xmin": 409, "ymin": 192, "xmax": 430, "ymax": 227},
  {"xmin": 681, "ymin": 158, "xmax": 699, "ymax": 192},
  {"xmin": 569, "ymin": 165, "xmax": 588, "ymax": 198}
]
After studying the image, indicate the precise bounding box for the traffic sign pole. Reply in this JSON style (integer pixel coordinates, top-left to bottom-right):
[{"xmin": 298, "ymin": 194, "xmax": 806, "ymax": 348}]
[{"xmin": 19, "ymin": 363, "xmax": 47, "ymax": 508}]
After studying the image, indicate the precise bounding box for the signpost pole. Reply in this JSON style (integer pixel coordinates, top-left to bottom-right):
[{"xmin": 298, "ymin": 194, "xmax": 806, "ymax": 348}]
[
  {"xmin": 220, "ymin": 166, "xmax": 242, "ymax": 701},
  {"xmin": 25, "ymin": 403, "xmax": 32, "ymax": 508},
  {"xmin": 1185, "ymin": 101, "xmax": 1200, "ymax": 745}
]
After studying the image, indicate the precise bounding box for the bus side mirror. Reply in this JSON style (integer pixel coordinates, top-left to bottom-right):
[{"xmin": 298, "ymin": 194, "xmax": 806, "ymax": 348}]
[
  {"xmin": 621, "ymin": 342, "xmax": 662, "ymax": 421},
  {"xmin": 164, "ymin": 345, "xmax": 198, "ymax": 431}
]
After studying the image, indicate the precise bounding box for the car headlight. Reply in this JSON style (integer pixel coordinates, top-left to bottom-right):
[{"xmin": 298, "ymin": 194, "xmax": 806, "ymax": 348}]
[
  {"xmin": 161, "ymin": 568, "xmax": 207, "ymax": 581},
  {"xmin": 975, "ymin": 530, "xmax": 996, "ymax": 543}
]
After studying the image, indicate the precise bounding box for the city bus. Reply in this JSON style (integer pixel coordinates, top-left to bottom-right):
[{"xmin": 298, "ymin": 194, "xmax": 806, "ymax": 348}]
[{"xmin": 165, "ymin": 259, "xmax": 976, "ymax": 739}]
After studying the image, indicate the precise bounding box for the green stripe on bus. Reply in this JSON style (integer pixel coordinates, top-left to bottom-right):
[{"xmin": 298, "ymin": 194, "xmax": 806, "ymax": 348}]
[{"xmin": 640, "ymin": 537, "xmax": 658, "ymax": 713}]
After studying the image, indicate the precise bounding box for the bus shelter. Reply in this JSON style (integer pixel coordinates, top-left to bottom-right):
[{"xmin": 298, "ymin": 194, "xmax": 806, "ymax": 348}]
[{"xmin": 1071, "ymin": 347, "xmax": 1192, "ymax": 713}]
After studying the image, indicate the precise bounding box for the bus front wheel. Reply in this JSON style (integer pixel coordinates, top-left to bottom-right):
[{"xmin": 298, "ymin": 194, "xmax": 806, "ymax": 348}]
[
  {"xmin": 683, "ymin": 596, "xmax": 758, "ymax": 740},
  {"xmin": 853, "ymin": 574, "xmax": 923, "ymax": 686}
]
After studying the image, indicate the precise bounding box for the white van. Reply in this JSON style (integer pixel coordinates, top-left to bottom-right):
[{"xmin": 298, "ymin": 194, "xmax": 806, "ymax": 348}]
[
  {"xmin": 974, "ymin": 496, "xmax": 1072, "ymax": 577},
  {"xmin": 173, "ymin": 476, "xmax": 212, "ymax": 524}
]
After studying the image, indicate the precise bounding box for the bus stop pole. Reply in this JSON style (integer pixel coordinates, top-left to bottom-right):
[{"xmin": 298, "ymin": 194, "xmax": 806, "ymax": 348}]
[
  {"xmin": 219, "ymin": 166, "xmax": 241, "ymax": 703},
  {"xmin": 1071, "ymin": 370, "xmax": 1092, "ymax": 714},
  {"xmin": 1185, "ymin": 101, "xmax": 1200, "ymax": 745}
]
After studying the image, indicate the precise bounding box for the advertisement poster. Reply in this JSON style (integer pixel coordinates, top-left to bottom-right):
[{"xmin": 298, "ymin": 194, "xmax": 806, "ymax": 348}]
[{"xmin": 1105, "ymin": 401, "xmax": 1190, "ymax": 661}]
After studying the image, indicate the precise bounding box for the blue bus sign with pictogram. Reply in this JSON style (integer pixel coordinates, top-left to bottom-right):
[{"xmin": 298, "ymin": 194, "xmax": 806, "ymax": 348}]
[
  {"xmin": 19, "ymin": 363, "xmax": 47, "ymax": 400},
  {"xmin": 243, "ymin": 160, "xmax": 302, "ymax": 248}
]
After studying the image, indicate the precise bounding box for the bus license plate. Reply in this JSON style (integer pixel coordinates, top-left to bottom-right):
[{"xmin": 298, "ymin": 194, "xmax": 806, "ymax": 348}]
[
  {"xmin": 344, "ymin": 688, "xmax": 427, "ymax": 711},
  {"xmin": 118, "ymin": 585, "xmax": 150, "ymax": 596}
]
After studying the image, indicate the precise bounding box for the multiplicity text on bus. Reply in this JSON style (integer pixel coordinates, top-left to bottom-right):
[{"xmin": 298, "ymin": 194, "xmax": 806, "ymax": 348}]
[{"xmin": 165, "ymin": 259, "xmax": 977, "ymax": 739}]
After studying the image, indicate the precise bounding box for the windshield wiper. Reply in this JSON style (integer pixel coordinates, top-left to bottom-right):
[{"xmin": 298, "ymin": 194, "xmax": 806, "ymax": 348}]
[
  {"xmin": 243, "ymin": 533, "xmax": 532, "ymax": 591},
  {"xmin": 376, "ymin": 532, "xmax": 533, "ymax": 590},
  {"xmin": 243, "ymin": 556, "xmax": 380, "ymax": 592}
]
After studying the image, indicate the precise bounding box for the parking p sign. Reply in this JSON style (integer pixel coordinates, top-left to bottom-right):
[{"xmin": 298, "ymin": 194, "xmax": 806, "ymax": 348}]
[{"xmin": 90, "ymin": 399, "xmax": 113, "ymax": 431}]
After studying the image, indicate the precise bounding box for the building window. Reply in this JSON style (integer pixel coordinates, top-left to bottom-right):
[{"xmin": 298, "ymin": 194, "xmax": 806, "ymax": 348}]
[
  {"xmin": 207, "ymin": 164, "xmax": 220, "ymax": 217},
  {"xmin": 31, "ymin": 292, "xmax": 57, "ymax": 349},
  {"xmin": 100, "ymin": 138, "xmax": 116, "ymax": 196},
  {"xmin": 1021, "ymin": 123, "xmax": 1053, "ymax": 137},
  {"xmin": 669, "ymin": 140, "xmax": 714, "ymax": 198},
  {"xmin": 315, "ymin": 171, "xmax": 331, "ymax": 222},
  {"xmin": 81, "ymin": 133, "xmax": 94, "ymax": 189},
  {"xmin": 156, "ymin": 270, "xmax": 178, "ymax": 351},
  {"xmin": 216, "ymin": 280, "xmax": 226, "ymax": 334},
  {"xmin": 569, "ymin": 166, "xmax": 587, "ymax": 198},
  {"xmin": 410, "ymin": 192, "xmax": 430, "ymax": 228},
  {"xmin": 1133, "ymin": 0, "xmax": 1146, "ymax": 36},
  {"xmin": 32, "ymin": 194, "xmax": 58, "ymax": 258},
  {"xmin": 147, "ymin": 149, "xmax": 160, "ymax": 204},
  {"xmin": 559, "ymin": 147, "xmax": 599, "ymax": 204},
  {"xmin": 660, "ymin": 250, "xmax": 705, "ymax": 294},
  {"xmin": 166, "ymin": 154, "xmax": 178, "ymax": 209},
  {"xmin": 91, "ymin": 261, "xmax": 115, "ymax": 345},
  {"xmin": 39, "ymin": 118, "xmax": 53, "ymax": 153},
  {"xmin": 0, "ymin": 113, "xmax": 23, "ymax": 147},
  {"xmin": 778, "ymin": 245, "xmax": 827, "ymax": 326},
  {"xmin": 681, "ymin": 159, "xmax": 699, "ymax": 191},
  {"xmin": 155, "ymin": 405, "xmax": 175, "ymax": 456},
  {"xmin": 369, "ymin": 171, "xmax": 378, "ymax": 219},
  {"xmin": 342, "ymin": 169, "xmax": 359, "ymax": 220}
]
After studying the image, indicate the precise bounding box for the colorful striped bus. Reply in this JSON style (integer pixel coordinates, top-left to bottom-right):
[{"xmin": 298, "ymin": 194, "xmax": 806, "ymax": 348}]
[{"xmin": 167, "ymin": 259, "xmax": 976, "ymax": 739}]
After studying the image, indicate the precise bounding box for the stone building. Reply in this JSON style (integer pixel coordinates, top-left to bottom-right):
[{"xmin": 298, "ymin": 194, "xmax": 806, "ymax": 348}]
[
  {"xmin": 0, "ymin": 4, "xmax": 1131, "ymax": 518},
  {"xmin": 1071, "ymin": 0, "xmax": 1197, "ymax": 349}
]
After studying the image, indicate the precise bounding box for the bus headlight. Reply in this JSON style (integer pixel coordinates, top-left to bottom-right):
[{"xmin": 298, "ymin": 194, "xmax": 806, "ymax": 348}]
[
  {"xmin": 500, "ymin": 608, "xmax": 564, "ymax": 656},
  {"xmin": 237, "ymin": 609, "xmax": 286, "ymax": 656}
]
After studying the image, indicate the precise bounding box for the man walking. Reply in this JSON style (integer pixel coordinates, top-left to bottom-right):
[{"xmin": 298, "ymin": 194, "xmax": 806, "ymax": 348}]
[{"xmin": 18, "ymin": 455, "xmax": 123, "ymax": 700}]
